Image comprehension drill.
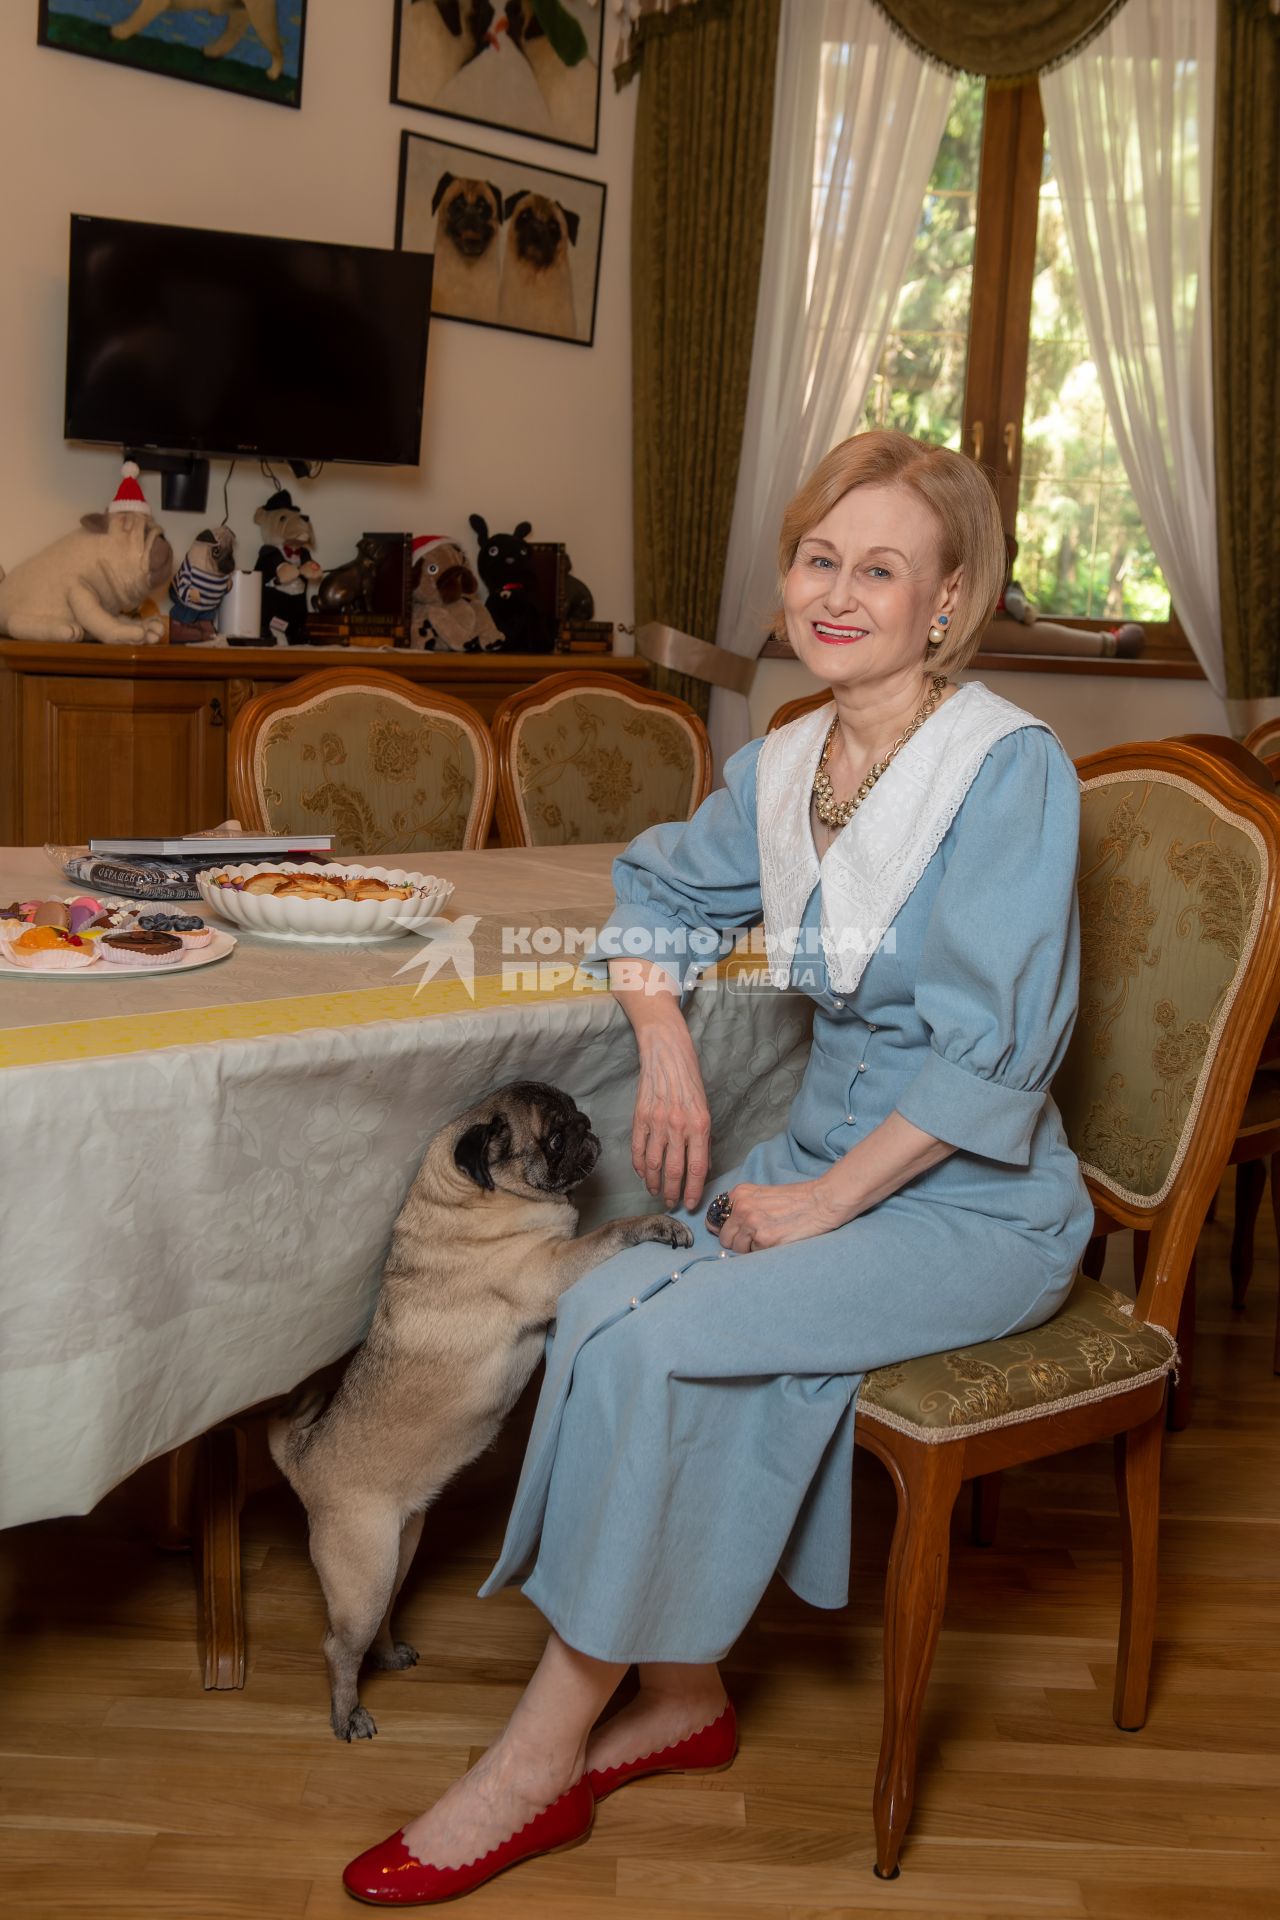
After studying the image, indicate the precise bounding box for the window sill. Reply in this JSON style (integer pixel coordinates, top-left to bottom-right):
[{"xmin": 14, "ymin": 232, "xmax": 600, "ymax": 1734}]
[
  {"xmin": 757, "ymin": 629, "xmax": 1205, "ymax": 680},
  {"xmin": 971, "ymin": 648, "xmax": 1205, "ymax": 681}
]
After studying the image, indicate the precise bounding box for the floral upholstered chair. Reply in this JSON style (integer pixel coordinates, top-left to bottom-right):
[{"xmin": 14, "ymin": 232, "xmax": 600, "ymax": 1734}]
[
  {"xmin": 852, "ymin": 740, "xmax": 1280, "ymax": 1880},
  {"xmin": 1243, "ymin": 716, "xmax": 1280, "ymax": 766},
  {"xmin": 491, "ymin": 672, "xmax": 712, "ymax": 847},
  {"xmin": 228, "ymin": 669, "xmax": 496, "ymax": 856}
]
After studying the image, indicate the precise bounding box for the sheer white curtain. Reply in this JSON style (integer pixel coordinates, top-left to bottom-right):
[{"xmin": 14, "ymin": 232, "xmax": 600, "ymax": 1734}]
[
  {"xmin": 709, "ymin": 0, "xmax": 954, "ymax": 770},
  {"xmin": 1040, "ymin": 0, "xmax": 1222, "ymax": 693}
]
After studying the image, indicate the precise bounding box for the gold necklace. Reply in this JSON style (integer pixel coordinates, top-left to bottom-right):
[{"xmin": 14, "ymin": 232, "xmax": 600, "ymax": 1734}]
[{"xmin": 812, "ymin": 674, "xmax": 949, "ymax": 829}]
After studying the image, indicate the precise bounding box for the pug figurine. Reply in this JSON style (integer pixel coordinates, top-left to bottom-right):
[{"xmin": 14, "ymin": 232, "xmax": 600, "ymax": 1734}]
[
  {"xmin": 168, "ymin": 525, "xmax": 236, "ymax": 642},
  {"xmin": 0, "ymin": 462, "xmax": 172, "ymax": 644}
]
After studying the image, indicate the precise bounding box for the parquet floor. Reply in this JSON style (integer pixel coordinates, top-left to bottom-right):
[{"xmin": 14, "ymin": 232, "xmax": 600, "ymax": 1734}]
[{"xmin": 1, "ymin": 1176, "xmax": 1277, "ymax": 1920}]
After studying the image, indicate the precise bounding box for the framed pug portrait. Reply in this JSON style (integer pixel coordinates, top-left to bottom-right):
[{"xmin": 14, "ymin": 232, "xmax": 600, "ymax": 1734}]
[
  {"xmin": 391, "ymin": 0, "xmax": 602, "ymax": 154},
  {"xmin": 396, "ymin": 129, "xmax": 606, "ymax": 348},
  {"xmin": 37, "ymin": 0, "xmax": 306, "ymax": 108}
]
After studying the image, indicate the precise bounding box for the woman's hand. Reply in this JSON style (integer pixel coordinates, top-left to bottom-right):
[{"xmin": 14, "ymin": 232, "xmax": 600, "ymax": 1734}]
[
  {"xmin": 709, "ymin": 1177, "xmax": 849, "ymax": 1253},
  {"xmin": 633, "ymin": 1024, "xmax": 712, "ymax": 1212}
]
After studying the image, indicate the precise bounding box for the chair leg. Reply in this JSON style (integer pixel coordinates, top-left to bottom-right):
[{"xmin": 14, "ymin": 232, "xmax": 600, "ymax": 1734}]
[
  {"xmin": 1082, "ymin": 1236, "xmax": 1106, "ymax": 1280},
  {"xmin": 1271, "ymin": 1154, "xmax": 1280, "ymax": 1375},
  {"xmin": 1113, "ymin": 1405, "xmax": 1165, "ymax": 1730},
  {"xmin": 970, "ymin": 1472, "xmax": 1001, "ymax": 1547},
  {"xmin": 196, "ymin": 1424, "xmax": 247, "ymax": 1690},
  {"xmin": 872, "ymin": 1441, "xmax": 964, "ymax": 1879},
  {"xmin": 1167, "ymin": 1259, "xmax": 1195, "ymax": 1432},
  {"xmin": 1230, "ymin": 1159, "xmax": 1267, "ymax": 1309}
]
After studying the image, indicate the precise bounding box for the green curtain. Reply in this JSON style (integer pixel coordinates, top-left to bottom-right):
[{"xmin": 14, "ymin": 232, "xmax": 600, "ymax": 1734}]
[
  {"xmin": 869, "ymin": 0, "xmax": 1127, "ymax": 84},
  {"xmin": 630, "ymin": 0, "xmax": 781, "ymax": 716},
  {"xmin": 1214, "ymin": 0, "xmax": 1280, "ymax": 701}
]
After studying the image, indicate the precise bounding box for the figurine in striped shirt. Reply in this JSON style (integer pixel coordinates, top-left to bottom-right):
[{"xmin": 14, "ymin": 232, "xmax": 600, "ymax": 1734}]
[{"xmin": 168, "ymin": 525, "xmax": 236, "ymax": 641}]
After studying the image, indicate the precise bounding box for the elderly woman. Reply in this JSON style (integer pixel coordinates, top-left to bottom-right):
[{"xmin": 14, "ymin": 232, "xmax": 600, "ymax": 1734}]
[{"xmin": 343, "ymin": 431, "xmax": 1094, "ymax": 1904}]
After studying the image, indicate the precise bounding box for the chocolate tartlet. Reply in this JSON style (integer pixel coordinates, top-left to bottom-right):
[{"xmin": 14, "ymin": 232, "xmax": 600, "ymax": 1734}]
[{"xmin": 99, "ymin": 930, "xmax": 184, "ymax": 968}]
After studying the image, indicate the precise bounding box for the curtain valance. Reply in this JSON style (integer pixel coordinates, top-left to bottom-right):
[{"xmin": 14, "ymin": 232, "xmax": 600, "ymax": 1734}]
[{"xmin": 868, "ymin": 0, "xmax": 1130, "ymax": 84}]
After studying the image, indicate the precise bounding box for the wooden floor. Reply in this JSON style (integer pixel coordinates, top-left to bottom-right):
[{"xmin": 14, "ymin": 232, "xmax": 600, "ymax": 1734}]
[{"xmin": 2, "ymin": 1177, "xmax": 1278, "ymax": 1920}]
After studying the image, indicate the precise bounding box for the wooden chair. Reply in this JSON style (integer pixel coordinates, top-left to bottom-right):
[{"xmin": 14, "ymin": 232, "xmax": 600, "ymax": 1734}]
[
  {"xmin": 228, "ymin": 667, "xmax": 496, "ymax": 856},
  {"xmin": 1243, "ymin": 716, "xmax": 1280, "ymax": 763},
  {"xmin": 852, "ymin": 740, "xmax": 1280, "ymax": 1879},
  {"xmin": 767, "ymin": 689, "xmax": 832, "ymax": 732},
  {"xmin": 491, "ymin": 670, "xmax": 712, "ymax": 847}
]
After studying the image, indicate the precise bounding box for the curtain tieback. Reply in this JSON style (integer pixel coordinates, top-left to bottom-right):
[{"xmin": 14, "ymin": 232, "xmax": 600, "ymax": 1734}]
[{"xmin": 637, "ymin": 622, "xmax": 757, "ymax": 693}]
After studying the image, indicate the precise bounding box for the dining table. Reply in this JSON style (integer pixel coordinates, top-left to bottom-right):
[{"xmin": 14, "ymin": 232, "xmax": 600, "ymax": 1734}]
[{"xmin": 0, "ymin": 841, "xmax": 814, "ymax": 1683}]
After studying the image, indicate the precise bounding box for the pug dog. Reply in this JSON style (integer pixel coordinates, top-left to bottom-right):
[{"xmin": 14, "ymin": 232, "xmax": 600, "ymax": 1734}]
[
  {"xmin": 269, "ymin": 1081, "xmax": 693, "ymax": 1741},
  {"xmin": 431, "ymin": 173, "xmax": 504, "ymax": 325},
  {"xmin": 498, "ymin": 190, "xmax": 579, "ymax": 338},
  {"xmin": 0, "ymin": 510, "xmax": 172, "ymax": 643}
]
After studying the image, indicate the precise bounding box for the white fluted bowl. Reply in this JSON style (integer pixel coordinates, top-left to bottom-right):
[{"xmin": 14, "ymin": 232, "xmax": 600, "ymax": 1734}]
[{"xmin": 197, "ymin": 863, "xmax": 455, "ymax": 943}]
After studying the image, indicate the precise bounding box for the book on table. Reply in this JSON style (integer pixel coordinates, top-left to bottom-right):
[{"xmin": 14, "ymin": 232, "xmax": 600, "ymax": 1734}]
[{"xmin": 89, "ymin": 834, "xmax": 333, "ymax": 856}]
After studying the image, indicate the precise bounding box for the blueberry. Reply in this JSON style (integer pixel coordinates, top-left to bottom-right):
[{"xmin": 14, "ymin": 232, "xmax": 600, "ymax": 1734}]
[{"xmin": 139, "ymin": 915, "xmax": 156, "ymax": 930}]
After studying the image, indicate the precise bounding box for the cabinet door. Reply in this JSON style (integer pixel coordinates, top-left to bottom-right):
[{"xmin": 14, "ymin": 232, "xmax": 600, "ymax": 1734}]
[{"xmin": 20, "ymin": 675, "xmax": 228, "ymax": 843}]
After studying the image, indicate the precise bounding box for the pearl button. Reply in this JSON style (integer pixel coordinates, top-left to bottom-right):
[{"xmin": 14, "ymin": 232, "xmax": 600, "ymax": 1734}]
[
  {"xmin": 670, "ymin": 1271, "xmax": 680, "ymax": 1280},
  {"xmin": 845, "ymin": 1114, "xmax": 855, "ymax": 1124},
  {"xmin": 858, "ymin": 1062, "xmax": 867, "ymax": 1072},
  {"xmin": 833, "ymin": 998, "xmax": 845, "ymax": 1010},
  {"xmin": 868, "ymin": 1024, "xmax": 877, "ymax": 1032},
  {"xmin": 629, "ymin": 1296, "xmax": 640, "ymax": 1309},
  {"xmin": 719, "ymin": 1249, "xmax": 728, "ymax": 1258}
]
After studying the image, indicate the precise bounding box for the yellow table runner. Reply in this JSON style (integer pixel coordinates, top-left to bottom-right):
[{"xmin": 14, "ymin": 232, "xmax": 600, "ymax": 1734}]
[{"xmin": 0, "ymin": 950, "xmax": 761, "ymax": 1071}]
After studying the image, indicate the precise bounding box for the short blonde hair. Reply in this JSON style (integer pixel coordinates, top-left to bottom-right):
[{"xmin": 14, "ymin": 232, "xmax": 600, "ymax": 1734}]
[{"xmin": 775, "ymin": 430, "xmax": 1006, "ymax": 674}]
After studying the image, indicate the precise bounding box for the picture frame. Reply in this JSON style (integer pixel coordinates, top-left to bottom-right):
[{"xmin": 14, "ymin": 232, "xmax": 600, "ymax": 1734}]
[
  {"xmin": 391, "ymin": 0, "xmax": 601, "ymax": 154},
  {"xmin": 396, "ymin": 129, "xmax": 606, "ymax": 348},
  {"xmin": 37, "ymin": 1, "xmax": 307, "ymax": 110}
]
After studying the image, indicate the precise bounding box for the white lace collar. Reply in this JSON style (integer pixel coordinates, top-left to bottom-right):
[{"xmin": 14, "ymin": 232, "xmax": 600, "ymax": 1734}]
[{"xmin": 754, "ymin": 680, "xmax": 1052, "ymax": 993}]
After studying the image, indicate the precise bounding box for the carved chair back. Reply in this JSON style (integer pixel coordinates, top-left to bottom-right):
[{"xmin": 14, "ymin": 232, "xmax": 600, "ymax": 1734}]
[{"xmin": 228, "ymin": 668, "xmax": 496, "ymax": 856}]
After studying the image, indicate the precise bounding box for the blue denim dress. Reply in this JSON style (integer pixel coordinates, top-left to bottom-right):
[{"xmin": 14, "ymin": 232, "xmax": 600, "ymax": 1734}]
[{"xmin": 478, "ymin": 725, "xmax": 1094, "ymax": 1662}]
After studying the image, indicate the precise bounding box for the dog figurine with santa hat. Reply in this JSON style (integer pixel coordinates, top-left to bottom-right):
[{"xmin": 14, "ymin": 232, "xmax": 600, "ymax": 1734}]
[
  {"xmin": 254, "ymin": 488, "xmax": 321, "ymax": 645},
  {"xmin": 410, "ymin": 533, "xmax": 503, "ymax": 652},
  {"xmin": 0, "ymin": 462, "xmax": 173, "ymax": 643}
]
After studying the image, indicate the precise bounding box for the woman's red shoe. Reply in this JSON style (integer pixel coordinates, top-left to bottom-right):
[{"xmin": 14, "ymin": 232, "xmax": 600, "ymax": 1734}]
[
  {"xmin": 587, "ymin": 1701, "xmax": 738, "ymax": 1800},
  {"xmin": 342, "ymin": 1777, "xmax": 594, "ymax": 1906}
]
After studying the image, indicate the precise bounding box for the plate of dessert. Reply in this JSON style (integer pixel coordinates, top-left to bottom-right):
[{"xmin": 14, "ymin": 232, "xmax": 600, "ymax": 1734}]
[
  {"xmin": 0, "ymin": 898, "xmax": 235, "ymax": 975},
  {"xmin": 197, "ymin": 863, "xmax": 454, "ymax": 943}
]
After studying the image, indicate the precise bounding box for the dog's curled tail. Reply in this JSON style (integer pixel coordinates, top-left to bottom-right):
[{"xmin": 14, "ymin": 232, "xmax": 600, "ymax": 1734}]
[{"xmin": 267, "ymin": 1387, "xmax": 329, "ymax": 1482}]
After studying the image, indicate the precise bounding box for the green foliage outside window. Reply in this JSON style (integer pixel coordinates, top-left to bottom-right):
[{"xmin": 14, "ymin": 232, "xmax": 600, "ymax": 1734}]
[{"xmin": 858, "ymin": 72, "xmax": 1171, "ymax": 624}]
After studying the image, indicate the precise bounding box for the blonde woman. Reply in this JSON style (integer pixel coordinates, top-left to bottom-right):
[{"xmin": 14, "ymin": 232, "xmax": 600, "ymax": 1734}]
[{"xmin": 343, "ymin": 431, "xmax": 1093, "ymax": 1905}]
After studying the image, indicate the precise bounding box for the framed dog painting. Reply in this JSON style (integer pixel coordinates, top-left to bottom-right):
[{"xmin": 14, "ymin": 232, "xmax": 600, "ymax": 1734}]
[
  {"xmin": 37, "ymin": 0, "xmax": 307, "ymax": 109},
  {"xmin": 397, "ymin": 129, "xmax": 606, "ymax": 348},
  {"xmin": 391, "ymin": 0, "xmax": 601, "ymax": 154}
]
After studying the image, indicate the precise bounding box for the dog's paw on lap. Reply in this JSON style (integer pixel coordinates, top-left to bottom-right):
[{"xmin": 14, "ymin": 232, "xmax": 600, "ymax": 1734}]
[{"xmin": 636, "ymin": 1216, "xmax": 695, "ymax": 1250}]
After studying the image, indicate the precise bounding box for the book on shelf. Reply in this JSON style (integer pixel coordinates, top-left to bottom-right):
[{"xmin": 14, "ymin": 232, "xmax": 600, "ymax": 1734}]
[{"xmin": 555, "ymin": 620, "xmax": 614, "ymax": 653}]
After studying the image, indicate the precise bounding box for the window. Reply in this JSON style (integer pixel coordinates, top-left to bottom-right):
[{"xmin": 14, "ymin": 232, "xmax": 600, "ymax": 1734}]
[{"xmin": 857, "ymin": 75, "xmax": 1184, "ymax": 657}]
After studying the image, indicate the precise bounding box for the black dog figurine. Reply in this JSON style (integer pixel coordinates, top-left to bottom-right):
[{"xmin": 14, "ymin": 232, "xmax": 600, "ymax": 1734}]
[{"xmin": 468, "ymin": 514, "xmax": 557, "ymax": 653}]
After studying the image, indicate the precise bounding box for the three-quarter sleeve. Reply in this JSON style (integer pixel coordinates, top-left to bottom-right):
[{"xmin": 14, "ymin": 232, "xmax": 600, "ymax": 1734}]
[
  {"xmin": 893, "ymin": 727, "xmax": 1081, "ymax": 1166},
  {"xmin": 583, "ymin": 736, "xmax": 765, "ymax": 995}
]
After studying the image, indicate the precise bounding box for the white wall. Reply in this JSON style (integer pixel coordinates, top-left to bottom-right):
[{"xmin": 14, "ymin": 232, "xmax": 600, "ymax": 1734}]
[
  {"xmin": 748, "ymin": 656, "xmax": 1232, "ymax": 754},
  {"xmin": 0, "ymin": 3, "xmax": 635, "ymax": 621}
]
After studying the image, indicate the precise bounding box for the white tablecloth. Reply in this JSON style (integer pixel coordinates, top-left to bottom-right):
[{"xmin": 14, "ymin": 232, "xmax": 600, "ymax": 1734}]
[{"xmin": 0, "ymin": 845, "xmax": 813, "ymax": 1527}]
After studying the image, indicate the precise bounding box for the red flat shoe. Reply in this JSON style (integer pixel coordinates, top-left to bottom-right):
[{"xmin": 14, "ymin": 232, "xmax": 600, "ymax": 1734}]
[
  {"xmin": 342, "ymin": 1777, "xmax": 594, "ymax": 1906},
  {"xmin": 587, "ymin": 1701, "xmax": 738, "ymax": 1801}
]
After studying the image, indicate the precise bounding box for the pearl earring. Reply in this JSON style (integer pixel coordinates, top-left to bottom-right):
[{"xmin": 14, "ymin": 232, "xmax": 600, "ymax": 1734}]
[{"xmin": 927, "ymin": 625, "xmax": 944, "ymax": 646}]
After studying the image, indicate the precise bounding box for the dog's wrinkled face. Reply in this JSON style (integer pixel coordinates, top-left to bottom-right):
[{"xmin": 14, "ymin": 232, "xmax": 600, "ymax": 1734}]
[
  {"xmin": 191, "ymin": 526, "xmax": 236, "ymax": 577},
  {"xmin": 437, "ymin": 177, "xmax": 501, "ymax": 261},
  {"xmin": 453, "ymin": 1081, "xmax": 600, "ymax": 1198},
  {"xmin": 509, "ymin": 195, "xmax": 566, "ymax": 271}
]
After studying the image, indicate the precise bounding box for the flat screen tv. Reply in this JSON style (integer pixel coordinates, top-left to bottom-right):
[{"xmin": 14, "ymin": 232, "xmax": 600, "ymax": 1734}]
[{"xmin": 65, "ymin": 214, "xmax": 433, "ymax": 467}]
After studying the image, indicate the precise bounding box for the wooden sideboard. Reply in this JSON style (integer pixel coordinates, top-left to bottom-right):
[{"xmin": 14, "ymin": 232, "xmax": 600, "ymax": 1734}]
[{"xmin": 0, "ymin": 643, "xmax": 650, "ymax": 845}]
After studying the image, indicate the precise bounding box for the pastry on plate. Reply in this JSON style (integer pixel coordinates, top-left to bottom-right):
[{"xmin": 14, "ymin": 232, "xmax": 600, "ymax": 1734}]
[{"xmin": 98, "ymin": 930, "xmax": 184, "ymax": 968}]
